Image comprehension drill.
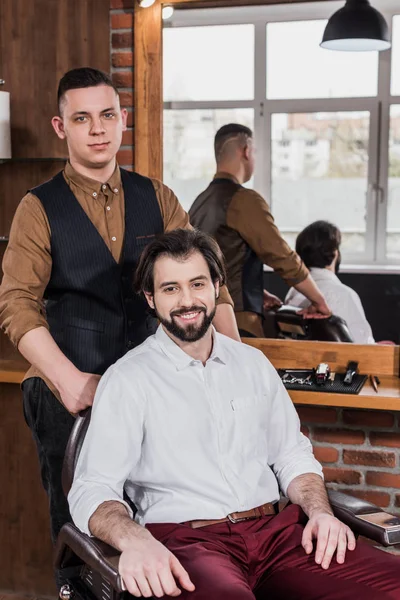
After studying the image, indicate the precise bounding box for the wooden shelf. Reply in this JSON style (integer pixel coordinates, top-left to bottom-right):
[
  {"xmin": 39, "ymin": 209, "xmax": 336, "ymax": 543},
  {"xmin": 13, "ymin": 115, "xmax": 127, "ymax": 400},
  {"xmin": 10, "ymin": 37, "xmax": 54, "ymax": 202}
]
[{"xmin": 289, "ymin": 375, "xmax": 400, "ymax": 411}]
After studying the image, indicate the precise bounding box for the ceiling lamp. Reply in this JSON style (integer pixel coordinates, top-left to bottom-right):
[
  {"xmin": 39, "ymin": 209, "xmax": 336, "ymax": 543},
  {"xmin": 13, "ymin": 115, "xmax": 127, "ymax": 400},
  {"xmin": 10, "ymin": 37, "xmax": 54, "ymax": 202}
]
[
  {"xmin": 320, "ymin": 0, "xmax": 391, "ymax": 52},
  {"xmin": 137, "ymin": 0, "xmax": 156, "ymax": 7}
]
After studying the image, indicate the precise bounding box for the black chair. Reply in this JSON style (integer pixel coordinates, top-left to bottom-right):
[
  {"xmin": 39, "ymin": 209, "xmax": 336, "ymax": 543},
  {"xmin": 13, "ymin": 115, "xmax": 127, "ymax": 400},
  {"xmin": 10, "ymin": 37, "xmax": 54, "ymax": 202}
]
[
  {"xmin": 263, "ymin": 305, "xmax": 354, "ymax": 342},
  {"xmin": 55, "ymin": 408, "xmax": 399, "ymax": 600}
]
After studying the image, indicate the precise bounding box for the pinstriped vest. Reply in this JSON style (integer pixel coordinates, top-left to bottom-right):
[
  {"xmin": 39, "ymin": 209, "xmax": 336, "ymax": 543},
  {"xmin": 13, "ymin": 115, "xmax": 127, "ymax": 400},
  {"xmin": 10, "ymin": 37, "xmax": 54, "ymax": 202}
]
[{"xmin": 32, "ymin": 169, "xmax": 163, "ymax": 375}]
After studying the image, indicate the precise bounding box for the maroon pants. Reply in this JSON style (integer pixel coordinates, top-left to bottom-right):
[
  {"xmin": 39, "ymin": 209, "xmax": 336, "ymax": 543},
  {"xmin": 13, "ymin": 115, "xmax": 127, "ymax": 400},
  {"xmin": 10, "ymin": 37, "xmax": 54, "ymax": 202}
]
[{"xmin": 147, "ymin": 504, "xmax": 400, "ymax": 600}]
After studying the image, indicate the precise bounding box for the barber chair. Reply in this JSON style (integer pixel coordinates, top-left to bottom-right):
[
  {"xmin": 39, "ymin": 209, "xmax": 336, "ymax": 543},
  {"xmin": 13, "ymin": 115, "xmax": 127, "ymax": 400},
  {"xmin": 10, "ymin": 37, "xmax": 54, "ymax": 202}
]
[
  {"xmin": 55, "ymin": 409, "xmax": 399, "ymax": 600},
  {"xmin": 263, "ymin": 305, "xmax": 354, "ymax": 342}
]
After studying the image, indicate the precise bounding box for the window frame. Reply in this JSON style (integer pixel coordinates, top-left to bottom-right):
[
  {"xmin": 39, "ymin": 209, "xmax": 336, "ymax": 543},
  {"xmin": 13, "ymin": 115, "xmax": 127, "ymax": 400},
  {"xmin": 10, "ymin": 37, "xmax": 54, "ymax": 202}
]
[{"xmin": 162, "ymin": 0, "xmax": 400, "ymax": 266}]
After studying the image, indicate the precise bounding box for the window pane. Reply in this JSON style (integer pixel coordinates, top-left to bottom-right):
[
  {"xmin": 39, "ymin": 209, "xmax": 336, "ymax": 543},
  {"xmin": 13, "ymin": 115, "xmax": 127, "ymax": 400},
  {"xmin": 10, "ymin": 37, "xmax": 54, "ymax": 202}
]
[
  {"xmin": 271, "ymin": 112, "xmax": 370, "ymax": 254},
  {"xmin": 164, "ymin": 109, "xmax": 254, "ymax": 211},
  {"xmin": 387, "ymin": 105, "xmax": 400, "ymax": 259},
  {"xmin": 266, "ymin": 21, "xmax": 378, "ymax": 99},
  {"xmin": 391, "ymin": 16, "xmax": 400, "ymax": 96},
  {"xmin": 163, "ymin": 25, "xmax": 254, "ymax": 102}
]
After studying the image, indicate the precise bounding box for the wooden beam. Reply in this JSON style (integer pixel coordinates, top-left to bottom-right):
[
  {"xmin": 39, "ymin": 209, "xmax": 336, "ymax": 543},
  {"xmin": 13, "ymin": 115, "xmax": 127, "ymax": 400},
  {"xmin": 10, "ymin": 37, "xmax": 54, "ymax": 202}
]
[
  {"xmin": 134, "ymin": 2, "xmax": 163, "ymax": 178},
  {"xmin": 167, "ymin": 0, "xmax": 335, "ymax": 7}
]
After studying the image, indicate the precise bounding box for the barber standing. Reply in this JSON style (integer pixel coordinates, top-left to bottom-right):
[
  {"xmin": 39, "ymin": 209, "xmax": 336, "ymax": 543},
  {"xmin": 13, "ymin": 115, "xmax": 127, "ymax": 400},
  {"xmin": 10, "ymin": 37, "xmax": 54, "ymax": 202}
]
[
  {"xmin": 0, "ymin": 68, "xmax": 238, "ymax": 586},
  {"xmin": 190, "ymin": 123, "xmax": 330, "ymax": 337}
]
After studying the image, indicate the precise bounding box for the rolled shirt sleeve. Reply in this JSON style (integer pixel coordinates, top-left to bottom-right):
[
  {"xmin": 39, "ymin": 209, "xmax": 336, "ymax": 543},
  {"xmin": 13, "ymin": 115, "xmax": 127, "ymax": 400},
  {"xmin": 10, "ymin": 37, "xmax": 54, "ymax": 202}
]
[
  {"xmin": 0, "ymin": 193, "xmax": 51, "ymax": 347},
  {"xmin": 68, "ymin": 365, "xmax": 145, "ymax": 535},
  {"xmin": 259, "ymin": 353, "xmax": 323, "ymax": 495},
  {"xmin": 227, "ymin": 188, "xmax": 309, "ymax": 287}
]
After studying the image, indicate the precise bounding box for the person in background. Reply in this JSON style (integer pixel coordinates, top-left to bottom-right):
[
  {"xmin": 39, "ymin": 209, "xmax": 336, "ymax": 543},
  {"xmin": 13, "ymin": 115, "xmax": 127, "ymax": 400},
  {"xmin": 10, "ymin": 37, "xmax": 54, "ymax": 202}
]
[
  {"xmin": 189, "ymin": 123, "xmax": 330, "ymax": 338},
  {"xmin": 285, "ymin": 220, "xmax": 374, "ymax": 344},
  {"xmin": 0, "ymin": 67, "xmax": 238, "ymax": 587}
]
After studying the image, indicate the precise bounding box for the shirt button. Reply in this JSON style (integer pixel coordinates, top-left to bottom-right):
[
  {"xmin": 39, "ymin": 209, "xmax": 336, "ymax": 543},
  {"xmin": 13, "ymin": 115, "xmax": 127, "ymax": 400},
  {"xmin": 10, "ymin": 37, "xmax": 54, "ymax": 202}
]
[
  {"xmin": 106, "ymin": 206, "xmax": 111, "ymax": 211},
  {"xmin": 113, "ymin": 188, "xmax": 119, "ymax": 193},
  {"xmin": 102, "ymin": 184, "xmax": 107, "ymax": 190},
  {"xmin": 111, "ymin": 236, "xmax": 117, "ymax": 242},
  {"xmin": 92, "ymin": 192, "xmax": 97, "ymax": 198}
]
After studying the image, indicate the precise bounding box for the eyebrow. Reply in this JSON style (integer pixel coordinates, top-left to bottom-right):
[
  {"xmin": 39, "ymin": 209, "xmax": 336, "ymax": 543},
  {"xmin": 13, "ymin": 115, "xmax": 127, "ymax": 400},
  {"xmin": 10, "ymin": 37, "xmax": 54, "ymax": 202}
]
[
  {"xmin": 159, "ymin": 275, "xmax": 208, "ymax": 288},
  {"xmin": 71, "ymin": 107, "xmax": 116, "ymax": 117}
]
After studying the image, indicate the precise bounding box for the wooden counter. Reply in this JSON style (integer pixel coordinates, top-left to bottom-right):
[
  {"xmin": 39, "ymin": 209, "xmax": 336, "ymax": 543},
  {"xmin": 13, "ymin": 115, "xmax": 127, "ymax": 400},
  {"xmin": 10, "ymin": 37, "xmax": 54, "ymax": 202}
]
[{"xmin": 243, "ymin": 338, "xmax": 400, "ymax": 411}]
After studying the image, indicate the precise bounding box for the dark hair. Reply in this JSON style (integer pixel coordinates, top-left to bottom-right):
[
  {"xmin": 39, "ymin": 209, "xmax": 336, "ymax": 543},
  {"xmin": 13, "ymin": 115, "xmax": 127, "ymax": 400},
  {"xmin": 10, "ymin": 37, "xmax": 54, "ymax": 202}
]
[
  {"xmin": 295, "ymin": 221, "xmax": 341, "ymax": 269},
  {"xmin": 57, "ymin": 67, "xmax": 118, "ymax": 114},
  {"xmin": 135, "ymin": 229, "xmax": 227, "ymax": 295},
  {"xmin": 214, "ymin": 123, "xmax": 253, "ymax": 160}
]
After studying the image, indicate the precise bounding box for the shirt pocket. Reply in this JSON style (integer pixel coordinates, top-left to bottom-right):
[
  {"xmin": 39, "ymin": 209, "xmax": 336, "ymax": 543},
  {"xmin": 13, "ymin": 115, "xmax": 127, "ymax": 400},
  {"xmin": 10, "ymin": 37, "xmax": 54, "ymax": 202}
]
[{"xmin": 230, "ymin": 395, "xmax": 268, "ymax": 453}]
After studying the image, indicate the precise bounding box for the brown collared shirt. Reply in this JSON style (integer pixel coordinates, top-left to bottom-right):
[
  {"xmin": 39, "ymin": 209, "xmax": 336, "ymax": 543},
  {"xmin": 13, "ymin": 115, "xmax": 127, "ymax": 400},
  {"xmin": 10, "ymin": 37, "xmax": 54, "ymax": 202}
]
[
  {"xmin": 0, "ymin": 162, "xmax": 232, "ymax": 397},
  {"xmin": 192, "ymin": 172, "xmax": 309, "ymax": 337}
]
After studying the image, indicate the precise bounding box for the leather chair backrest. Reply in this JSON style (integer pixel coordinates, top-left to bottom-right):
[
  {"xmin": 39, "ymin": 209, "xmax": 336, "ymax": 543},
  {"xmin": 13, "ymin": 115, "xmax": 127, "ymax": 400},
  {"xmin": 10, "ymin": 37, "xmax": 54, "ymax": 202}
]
[
  {"xmin": 264, "ymin": 305, "xmax": 354, "ymax": 343},
  {"xmin": 62, "ymin": 408, "xmax": 92, "ymax": 497}
]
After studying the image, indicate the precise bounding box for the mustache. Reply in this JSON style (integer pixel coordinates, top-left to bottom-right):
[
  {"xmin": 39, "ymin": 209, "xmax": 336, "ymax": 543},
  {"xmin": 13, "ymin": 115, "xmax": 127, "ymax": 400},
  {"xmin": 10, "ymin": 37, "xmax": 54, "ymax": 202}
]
[{"xmin": 170, "ymin": 305, "xmax": 206, "ymax": 318}]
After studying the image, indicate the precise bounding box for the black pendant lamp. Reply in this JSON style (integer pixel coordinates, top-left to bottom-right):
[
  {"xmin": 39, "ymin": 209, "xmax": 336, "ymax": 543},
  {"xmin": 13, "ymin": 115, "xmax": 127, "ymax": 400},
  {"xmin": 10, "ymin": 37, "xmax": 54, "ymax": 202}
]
[{"xmin": 321, "ymin": 0, "xmax": 391, "ymax": 52}]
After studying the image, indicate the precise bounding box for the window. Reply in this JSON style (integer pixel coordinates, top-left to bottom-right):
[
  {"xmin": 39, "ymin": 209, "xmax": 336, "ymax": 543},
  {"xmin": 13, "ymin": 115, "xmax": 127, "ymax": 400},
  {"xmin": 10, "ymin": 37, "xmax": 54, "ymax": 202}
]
[
  {"xmin": 163, "ymin": 1, "xmax": 400, "ymax": 265},
  {"xmin": 266, "ymin": 20, "xmax": 378, "ymax": 100},
  {"xmin": 271, "ymin": 112, "xmax": 370, "ymax": 252},
  {"xmin": 164, "ymin": 109, "xmax": 254, "ymax": 212}
]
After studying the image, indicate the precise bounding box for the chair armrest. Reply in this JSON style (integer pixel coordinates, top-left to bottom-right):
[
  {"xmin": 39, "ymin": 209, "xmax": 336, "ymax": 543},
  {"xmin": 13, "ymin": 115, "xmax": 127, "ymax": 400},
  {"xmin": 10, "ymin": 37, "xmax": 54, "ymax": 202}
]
[
  {"xmin": 328, "ymin": 490, "xmax": 400, "ymax": 546},
  {"xmin": 54, "ymin": 523, "xmax": 124, "ymax": 592}
]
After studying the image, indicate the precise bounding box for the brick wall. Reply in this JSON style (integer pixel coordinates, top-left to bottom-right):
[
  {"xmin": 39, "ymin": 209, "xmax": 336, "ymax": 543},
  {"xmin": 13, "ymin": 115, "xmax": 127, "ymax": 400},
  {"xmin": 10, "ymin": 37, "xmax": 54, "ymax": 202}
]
[
  {"xmin": 297, "ymin": 406, "xmax": 400, "ymax": 514},
  {"xmin": 110, "ymin": 0, "xmax": 135, "ymax": 170}
]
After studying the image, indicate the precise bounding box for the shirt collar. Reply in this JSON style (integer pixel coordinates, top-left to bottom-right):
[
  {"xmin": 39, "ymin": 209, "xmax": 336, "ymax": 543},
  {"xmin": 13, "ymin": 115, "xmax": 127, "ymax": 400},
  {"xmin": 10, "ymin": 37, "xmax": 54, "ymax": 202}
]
[
  {"xmin": 155, "ymin": 324, "xmax": 226, "ymax": 371},
  {"xmin": 64, "ymin": 161, "xmax": 122, "ymax": 197},
  {"xmin": 213, "ymin": 171, "xmax": 240, "ymax": 185},
  {"xmin": 310, "ymin": 267, "xmax": 340, "ymax": 282}
]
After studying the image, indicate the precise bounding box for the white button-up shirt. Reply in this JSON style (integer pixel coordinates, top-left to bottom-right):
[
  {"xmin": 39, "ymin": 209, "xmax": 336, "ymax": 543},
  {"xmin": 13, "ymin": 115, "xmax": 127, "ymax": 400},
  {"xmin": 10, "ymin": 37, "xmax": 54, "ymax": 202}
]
[
  {"xmin": 285, "ymin": 268, "xmax": 375, "ymax": 345},
  {"xmin": 69, "ymin": 326, "xmax": 322, "ymax": 535}
]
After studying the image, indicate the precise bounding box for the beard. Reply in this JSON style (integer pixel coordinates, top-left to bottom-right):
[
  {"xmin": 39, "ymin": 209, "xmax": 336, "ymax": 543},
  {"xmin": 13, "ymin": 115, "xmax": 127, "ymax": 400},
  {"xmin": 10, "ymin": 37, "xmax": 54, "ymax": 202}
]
[{"xmin": 155, "ymin": 302, "xmax": 216, "ymax": 343}]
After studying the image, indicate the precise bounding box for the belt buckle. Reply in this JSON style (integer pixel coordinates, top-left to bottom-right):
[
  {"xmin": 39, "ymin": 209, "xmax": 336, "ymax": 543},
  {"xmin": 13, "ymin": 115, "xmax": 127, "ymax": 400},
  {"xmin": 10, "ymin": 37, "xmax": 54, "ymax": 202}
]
[{"xmin": 227, "ymin": 512, "xmax": 252, "ymax": 524}]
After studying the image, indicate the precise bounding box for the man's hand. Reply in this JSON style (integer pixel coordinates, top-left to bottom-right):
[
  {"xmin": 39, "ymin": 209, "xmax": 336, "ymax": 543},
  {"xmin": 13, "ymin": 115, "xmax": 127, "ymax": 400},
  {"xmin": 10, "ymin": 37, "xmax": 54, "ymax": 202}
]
[
  {"xmin": 119, "ymin": 533, "xmax": 195, "ymax": 598},
  {"xmin": 59, "ymin": 371, "xmax": 101, "ymax": 414},
  {"xmin": 263, "ymin": 290, "xmax": 283, "ymax": 311},
  {"xmin": 300, "ymin": 297, "xmax": 331, "ymax": 320},
  {"xmin": 302, "ymin": 512, "xmax": 356, "ymax": 569}
]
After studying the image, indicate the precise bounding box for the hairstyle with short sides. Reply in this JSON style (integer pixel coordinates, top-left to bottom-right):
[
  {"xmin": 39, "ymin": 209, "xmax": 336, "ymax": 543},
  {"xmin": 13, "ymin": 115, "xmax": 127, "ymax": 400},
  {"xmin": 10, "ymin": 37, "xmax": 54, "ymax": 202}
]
[
  {"xmin": 295, "ymin": 220, "xmax": 342, "ymax": 269},
  {"xmin": 57, "ymin": 67, "xmax": 119, "ymax": 114},
  {"xmin": 214, "ymin": 123, "xmax": 253, "ymax": 161},
  {"xmin": 134, "ymin": 228, "xmax": 227, "ymax": 296}
]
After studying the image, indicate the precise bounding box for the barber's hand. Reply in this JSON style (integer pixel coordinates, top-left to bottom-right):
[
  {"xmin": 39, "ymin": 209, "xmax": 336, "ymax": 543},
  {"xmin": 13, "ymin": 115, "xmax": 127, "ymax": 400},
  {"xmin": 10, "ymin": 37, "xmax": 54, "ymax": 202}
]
[
  {"xmin": 263, "ymin": 290, "xmax": 283, "ymax": 311},
  {"xmin": 302, "ymin": 512, "xmax": 356, "ymax": 569},
  {"xmin": 119, "ymin": 533, "xmax": 195, "ymax": 598},
  {"xmin": 59, "ymin": 371, "xmax": 101, "ymax": 414},
  {"xmin": 300, "ymin": 298, "xmax": 331, "ymax": 320}
]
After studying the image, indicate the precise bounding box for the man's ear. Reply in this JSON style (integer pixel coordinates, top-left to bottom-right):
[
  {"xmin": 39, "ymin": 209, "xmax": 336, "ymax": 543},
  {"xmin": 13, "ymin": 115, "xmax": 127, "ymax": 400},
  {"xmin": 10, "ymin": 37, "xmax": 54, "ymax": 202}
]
[
  {"xmin": 51, "ymin": 116, "xmax": 66, "ymax": 140},
  {"xmin": 144, "ymin": 291, "xmax": 155, "ymax": 309},
  {"xmin": 214, "ymin": 281, "xmax": 220, "ymax": 300}
]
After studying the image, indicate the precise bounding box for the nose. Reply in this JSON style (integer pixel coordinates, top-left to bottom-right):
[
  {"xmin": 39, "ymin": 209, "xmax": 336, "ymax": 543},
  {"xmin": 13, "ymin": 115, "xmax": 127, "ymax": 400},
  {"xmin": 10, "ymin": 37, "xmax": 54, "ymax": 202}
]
[
  {"xmin": 179, "ymin": 286, "xmax": 195, "ymax": 307},
  {"xmin": 90, "ymin": 117, "xmax": 106, "ymax": 135}
]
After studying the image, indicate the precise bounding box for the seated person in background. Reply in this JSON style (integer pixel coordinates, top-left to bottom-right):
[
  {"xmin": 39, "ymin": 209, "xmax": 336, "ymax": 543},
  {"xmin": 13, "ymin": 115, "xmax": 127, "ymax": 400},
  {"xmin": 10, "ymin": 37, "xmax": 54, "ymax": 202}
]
[
  {"xmin": 68, "ymin": 229, "xmax": 400, "ymax": 600},
  {"xmin": 189, "ymin": 123, "xmax": 331, "ymax": 338},
  {"xmin": 285, "ymin": 221, "xmax": 374, "ymax": 344}
]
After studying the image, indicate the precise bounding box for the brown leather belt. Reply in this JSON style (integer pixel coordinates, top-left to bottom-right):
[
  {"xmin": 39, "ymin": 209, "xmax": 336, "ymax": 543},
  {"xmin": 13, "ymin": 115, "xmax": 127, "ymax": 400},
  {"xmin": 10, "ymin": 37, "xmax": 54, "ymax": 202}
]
[{"xmin": 183, "ymin": 502, "xmax": 277, "ymax": 529}]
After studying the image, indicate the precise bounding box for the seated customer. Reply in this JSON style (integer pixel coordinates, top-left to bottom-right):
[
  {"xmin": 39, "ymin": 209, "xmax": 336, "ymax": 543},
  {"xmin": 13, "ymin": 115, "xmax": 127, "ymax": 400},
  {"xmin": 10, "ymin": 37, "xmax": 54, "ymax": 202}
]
[
  {"xmin": 68, "ymin": 229, "xmax": 400, "ymax": 599},
  {"xmin": 286, "ymin": 221, "xmax": 374, "ymax": 344}
]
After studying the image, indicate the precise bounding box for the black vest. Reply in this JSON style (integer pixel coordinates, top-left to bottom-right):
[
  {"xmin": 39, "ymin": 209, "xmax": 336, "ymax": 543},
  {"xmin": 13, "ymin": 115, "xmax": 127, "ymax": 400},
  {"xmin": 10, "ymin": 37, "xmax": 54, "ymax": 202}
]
[
  {"xmin": 190, "ymin": 178, "xmax": 263, "ymax": 316},
  {"xmin": 32, "ymin": 169, "xmax": 163, "ymax": 375}
]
